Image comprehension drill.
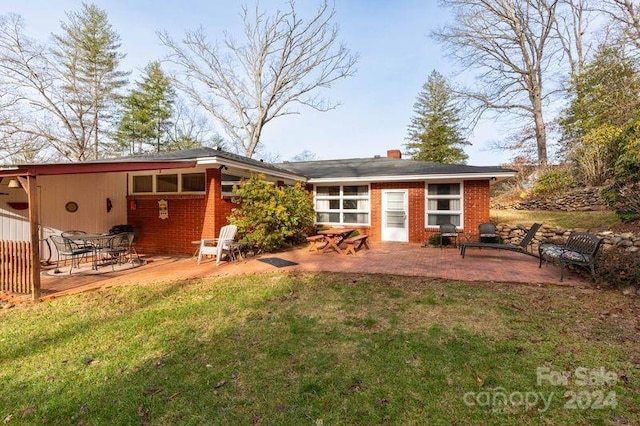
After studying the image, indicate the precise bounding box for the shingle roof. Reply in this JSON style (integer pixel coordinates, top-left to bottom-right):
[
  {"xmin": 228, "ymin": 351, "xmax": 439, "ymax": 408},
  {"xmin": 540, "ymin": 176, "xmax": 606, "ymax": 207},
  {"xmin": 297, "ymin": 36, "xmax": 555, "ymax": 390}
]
[
  {"xmin": 276, "ymin": 157, "xmax": 514, "ymax": 179},
  {"xmin": 95, "ymin": 147, "xmax": 294, "ymax": 175}
]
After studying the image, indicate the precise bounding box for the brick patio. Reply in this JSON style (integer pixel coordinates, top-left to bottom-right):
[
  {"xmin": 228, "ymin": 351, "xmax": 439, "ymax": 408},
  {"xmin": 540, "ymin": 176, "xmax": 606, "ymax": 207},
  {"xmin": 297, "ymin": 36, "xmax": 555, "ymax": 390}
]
[{"xmin": 26, "ymin": 242, "xmax": 594, "ymax": 302}]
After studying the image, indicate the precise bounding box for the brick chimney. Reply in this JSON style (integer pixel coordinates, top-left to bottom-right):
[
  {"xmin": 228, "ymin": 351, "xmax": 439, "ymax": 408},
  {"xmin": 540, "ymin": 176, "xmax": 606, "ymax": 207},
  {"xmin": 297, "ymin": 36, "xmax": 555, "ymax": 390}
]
[{"xmin": 387, "ymin": 149, "xmax": 402, "ymax": 159}]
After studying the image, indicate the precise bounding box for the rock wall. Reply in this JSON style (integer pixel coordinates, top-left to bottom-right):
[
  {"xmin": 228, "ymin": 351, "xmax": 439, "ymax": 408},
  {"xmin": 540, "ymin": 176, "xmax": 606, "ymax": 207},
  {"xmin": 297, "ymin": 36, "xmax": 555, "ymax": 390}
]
[
  {"xmin": 492, "ymin": 187, "xmax": 608, "ymax": 211},
  {"xmin": 497, "ymin": 224, "xmax": 640, "ymax": 254}
]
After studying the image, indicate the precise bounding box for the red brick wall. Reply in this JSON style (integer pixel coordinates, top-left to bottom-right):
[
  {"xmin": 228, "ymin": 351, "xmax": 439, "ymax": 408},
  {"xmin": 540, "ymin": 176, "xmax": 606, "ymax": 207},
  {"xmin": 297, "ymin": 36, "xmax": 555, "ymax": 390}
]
[
  {"xmin": 418, "ymin": 180, "xmax": 492, "ymax": 243},
  {"xmin": 370, "ymin": 182, "xmax": 425, "ymax": 243},
  {"xmin": 127, "ymin": 168, "xmax": 237, "ymax": 255},
  {"xmin": 463, "ymin": 180, "xmax": 491, "ymax": 233}
]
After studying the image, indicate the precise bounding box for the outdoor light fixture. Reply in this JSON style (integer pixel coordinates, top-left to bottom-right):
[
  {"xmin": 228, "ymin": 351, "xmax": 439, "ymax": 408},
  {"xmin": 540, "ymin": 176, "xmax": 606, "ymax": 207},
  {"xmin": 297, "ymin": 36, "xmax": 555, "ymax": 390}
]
[{"xmin": 7, "ymin": 179, "xmax": 20, "ymax": 188}]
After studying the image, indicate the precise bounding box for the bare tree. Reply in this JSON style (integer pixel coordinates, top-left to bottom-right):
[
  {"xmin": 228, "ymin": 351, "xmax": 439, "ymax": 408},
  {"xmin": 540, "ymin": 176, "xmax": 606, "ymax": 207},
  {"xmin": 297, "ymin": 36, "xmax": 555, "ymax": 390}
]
[
  {"xmin": 159, "ymin": 0, "xmax": 357, "ymax": 158},
  {"xmin": 556, "ymin": 0, "xmax": 596, "ymax": 77},
  {"xmin": 0, "ymin": 8, "xmax": 126, "ymax": 162},
  {"xmin": 600, "ymin": 0, "xmax": 640, "ymax": 49},
  {"xmin": 433, "ymin": 0, "xmax": 561, "ymax": 166}
]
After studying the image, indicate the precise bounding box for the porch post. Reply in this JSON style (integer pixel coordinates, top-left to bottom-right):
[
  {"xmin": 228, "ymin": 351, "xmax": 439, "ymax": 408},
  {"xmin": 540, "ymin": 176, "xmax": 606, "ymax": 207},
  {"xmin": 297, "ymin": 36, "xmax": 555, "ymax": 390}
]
[{"xmin": 18, "ymin": 176, "xmax": 41, "ymax": 300}]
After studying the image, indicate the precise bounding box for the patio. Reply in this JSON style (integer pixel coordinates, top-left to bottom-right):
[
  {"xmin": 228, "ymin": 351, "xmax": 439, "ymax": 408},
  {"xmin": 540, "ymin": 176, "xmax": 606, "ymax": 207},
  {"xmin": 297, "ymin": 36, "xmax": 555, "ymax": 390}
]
[{"xmin": 5, "ymin": 242, "xmax": 593, "ymax": 303}]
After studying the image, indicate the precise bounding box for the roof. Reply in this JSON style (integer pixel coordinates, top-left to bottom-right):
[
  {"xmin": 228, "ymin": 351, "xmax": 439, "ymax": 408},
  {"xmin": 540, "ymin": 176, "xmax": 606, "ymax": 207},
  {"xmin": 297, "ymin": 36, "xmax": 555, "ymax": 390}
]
[
  {"xmin": 0, "ymin": 147, "xmax": 303, "ymax": 180},
  {"xmin": 276, "ymin": 157, "xmax": 515, "ymax": 182},
  {"xmin": 1, "ymin": 148, "xmax": 515, "ymax": 182},
  {"xmin": 94, "ymin": 147, "xmax": 289, "ymax": 174}
]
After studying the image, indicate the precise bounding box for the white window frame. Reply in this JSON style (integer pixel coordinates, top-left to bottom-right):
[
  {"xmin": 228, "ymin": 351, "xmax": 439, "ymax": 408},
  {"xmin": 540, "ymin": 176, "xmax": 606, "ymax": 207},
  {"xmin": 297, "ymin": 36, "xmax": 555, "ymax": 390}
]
[
  {"xmin": 425, "ymin": 181, "xmax": 464, "ymax": 229},
  {"xmin": 314, "ymin": 183, "xmax": 371, "ymax": 226},
  {"xmin": 130, "ymin": 171, "xmax": 207, "ymax": 194}
]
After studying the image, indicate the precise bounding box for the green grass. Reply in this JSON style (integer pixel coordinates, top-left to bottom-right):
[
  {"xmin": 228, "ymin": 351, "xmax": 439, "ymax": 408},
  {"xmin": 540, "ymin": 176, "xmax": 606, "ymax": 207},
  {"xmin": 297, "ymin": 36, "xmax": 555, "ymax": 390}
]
[
  {"xmin": 491, "ymin": 209, "xmax": 621, "ymax": 230},
  {"xmin": 1, "ymin": 273, "xmax": 638, "ymax": 425}
]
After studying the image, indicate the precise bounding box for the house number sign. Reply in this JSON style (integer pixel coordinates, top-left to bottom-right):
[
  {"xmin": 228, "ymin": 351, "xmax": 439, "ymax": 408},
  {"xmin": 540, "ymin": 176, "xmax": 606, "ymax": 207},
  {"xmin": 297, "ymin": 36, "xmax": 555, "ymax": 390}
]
[{"xmin": 158, "ymin": 199, "xmax": 168, "ymax": 220}]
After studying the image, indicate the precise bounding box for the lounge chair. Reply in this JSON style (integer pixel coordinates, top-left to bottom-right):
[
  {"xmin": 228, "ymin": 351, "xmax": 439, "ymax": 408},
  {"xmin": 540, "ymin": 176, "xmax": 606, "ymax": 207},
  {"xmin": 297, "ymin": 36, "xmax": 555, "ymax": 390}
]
[
  {"xmin": 197, "ymin": 224, "xmax": 238, "ymax": 265},
  {"xmin": 460, "ymin": 223, "xmax": 542, "ymax": 258}
]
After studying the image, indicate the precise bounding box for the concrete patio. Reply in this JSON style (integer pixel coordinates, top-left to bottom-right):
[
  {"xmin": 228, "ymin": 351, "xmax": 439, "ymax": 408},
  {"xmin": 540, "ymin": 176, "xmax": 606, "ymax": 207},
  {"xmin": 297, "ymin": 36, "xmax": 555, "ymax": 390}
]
[{"xmin": 18, "ymin": 241, "xmax": 595, "ymax": 303}]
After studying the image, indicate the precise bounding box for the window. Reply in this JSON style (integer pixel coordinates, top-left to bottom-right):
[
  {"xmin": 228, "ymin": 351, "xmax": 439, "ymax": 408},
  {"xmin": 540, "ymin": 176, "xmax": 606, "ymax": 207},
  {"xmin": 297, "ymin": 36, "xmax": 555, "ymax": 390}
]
[
  {"xmin": 315, "ymin": 185, "xmax": 369, "ymax": 225},
  {"xmin": 182, "ymin": 173, "xmax": 206, "ymax": 192},
  {"xmin": 131, "ymin": 172, "xmax": 206, "ymax": 194},
  {"xmin": 426, "ymin": 183, "xmax": 462, "ymax": 227},
  {"xmin": 221, "ymin": 174, "xmax": 242, "ymax": 197},
  {"xmin": 157, "ymin": 174, "xmax": 178, "ymax": 192},
  {"xmin": 132, "ymin": 175, "xmax": 153, "ymax": 193}
]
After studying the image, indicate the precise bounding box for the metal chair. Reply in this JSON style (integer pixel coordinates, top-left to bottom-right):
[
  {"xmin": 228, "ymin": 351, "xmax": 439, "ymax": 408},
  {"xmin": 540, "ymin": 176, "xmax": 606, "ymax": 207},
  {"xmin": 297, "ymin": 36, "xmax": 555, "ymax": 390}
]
[
  {"xmin": 101, "ymin": 233, "xmax": 130, "ymax": 270},
  {"xmin": 49, "ymin": 235, "xmax": 93, "ymax": 274},
  {"xmin": 478, "ymin": 223, "xmax": 499, "ymax": 243},
  {"xmin": 438, "ymin": 223, "xmax": 458, "ymax": 248}
]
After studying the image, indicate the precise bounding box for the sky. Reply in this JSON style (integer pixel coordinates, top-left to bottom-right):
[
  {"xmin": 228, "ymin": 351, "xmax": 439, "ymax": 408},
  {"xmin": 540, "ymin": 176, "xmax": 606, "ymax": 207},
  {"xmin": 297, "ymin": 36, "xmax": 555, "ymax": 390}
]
[{"xmin": 1, "ymin": 0, "xmax": 510, "ymax": 166}]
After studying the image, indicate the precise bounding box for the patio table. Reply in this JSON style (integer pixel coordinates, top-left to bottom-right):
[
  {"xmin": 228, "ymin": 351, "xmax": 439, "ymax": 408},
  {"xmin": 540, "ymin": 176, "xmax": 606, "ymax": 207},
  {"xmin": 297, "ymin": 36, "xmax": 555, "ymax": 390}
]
[
  {"xmin": 74, "ymin": 233, "xmax": 116, "ymax": 270},
  {"xmin": 318, "ymin": 228, "xmax": 356, "ymax": 255}
]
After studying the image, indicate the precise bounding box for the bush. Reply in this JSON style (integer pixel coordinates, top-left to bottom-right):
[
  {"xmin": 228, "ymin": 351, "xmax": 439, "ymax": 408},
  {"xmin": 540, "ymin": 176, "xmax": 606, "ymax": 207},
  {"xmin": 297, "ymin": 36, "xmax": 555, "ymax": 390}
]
[
  {"xmin": 601, "ymin": 181, "xmax": 640, "ymax": 222},
  {"xmin": 596, "ymin": 246, "xmax": 640, "ymax": 288},
  {"xmin": 428, "ymin": 234, "xmax": 454, "ymax": 246},
  {"xmin": 531, "ymin": 167, "xmax": 575, "ymax": 196},
  {"xmin": 229, "ymin": 174, "xmax": 315, "ymax": 252}
]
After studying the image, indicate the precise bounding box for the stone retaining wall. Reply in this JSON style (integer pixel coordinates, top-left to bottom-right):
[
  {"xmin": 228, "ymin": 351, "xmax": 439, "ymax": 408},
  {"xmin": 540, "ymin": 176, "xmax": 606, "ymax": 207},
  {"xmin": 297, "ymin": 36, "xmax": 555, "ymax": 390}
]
[
  {"xmin": 492, "ymin": 187, "xmax": 608, "ymax": 211},
  {"xmin": 497, "ymin": 224, "xmax": 640, "ymax": 254}
]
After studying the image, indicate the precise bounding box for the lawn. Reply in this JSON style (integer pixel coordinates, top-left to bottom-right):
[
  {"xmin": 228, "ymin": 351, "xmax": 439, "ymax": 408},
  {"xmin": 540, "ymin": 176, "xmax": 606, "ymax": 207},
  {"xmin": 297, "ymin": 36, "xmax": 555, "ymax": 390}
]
[
  {"xmin": 1, "ymin": 273, "xmax": 638, "ymax": 425},
  {"xmin": 490, "ymin": 209, "xmax": 621, "ymax": 230}
]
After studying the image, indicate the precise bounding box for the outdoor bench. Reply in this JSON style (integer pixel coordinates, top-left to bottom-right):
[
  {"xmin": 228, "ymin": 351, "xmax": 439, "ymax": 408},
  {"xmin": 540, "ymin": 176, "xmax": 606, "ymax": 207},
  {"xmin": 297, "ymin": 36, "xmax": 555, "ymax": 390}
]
[
  {"xmin": 344, "ymin": 234, "xmax": 369, "ymax": 256},
  {"xmin": 538, "ymin": 232, "xmax": 603, "ymax": 281},
  {"xmin": 306, "ymin": 235, "xmax": 326, "ymax": 253}
]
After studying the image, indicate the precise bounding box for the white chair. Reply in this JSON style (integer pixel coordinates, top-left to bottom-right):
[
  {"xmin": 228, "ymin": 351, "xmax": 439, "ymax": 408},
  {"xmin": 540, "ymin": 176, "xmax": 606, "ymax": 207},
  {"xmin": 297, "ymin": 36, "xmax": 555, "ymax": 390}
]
[{"xmin": 197, "ymin": 225, "xmax": 238, "ymax": 265}]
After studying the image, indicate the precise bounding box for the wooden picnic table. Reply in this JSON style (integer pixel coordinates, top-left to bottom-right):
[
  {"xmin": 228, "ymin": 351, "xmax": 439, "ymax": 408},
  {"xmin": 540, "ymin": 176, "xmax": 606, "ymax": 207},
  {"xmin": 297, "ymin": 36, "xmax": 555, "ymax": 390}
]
[{"xmin": 318, "ymin": 228, "xmax": 356, "ymax": 255}]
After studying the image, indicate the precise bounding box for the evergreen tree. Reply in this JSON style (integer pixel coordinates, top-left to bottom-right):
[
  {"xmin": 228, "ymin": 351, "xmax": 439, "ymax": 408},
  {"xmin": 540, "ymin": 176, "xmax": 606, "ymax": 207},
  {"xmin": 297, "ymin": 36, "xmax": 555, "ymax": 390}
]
[
  {"xmin": 117, "ymin": 61, "xmax": 175, "ymax": 154},
  {"xmin": 404, "ymin": 71, "xmax": 469, "ymax": 164},
  {"xmin": 53, "ymin": 2, "xmax": 128, "ymax": 160},
  {"xmin": 560, "ymin": 44, "xmax": 640, "ymax": 185}
]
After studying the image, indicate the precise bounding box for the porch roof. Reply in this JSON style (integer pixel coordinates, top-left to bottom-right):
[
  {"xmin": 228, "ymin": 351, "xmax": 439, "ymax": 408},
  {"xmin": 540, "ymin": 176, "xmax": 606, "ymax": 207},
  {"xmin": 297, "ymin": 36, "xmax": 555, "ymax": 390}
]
[
  {"xmin": 277, "ymin": 157, "xmax": 516, "ymax": 183},
  {"xmin": 0, "ymin": 147, "xmax": 305, "ymax": 181}
]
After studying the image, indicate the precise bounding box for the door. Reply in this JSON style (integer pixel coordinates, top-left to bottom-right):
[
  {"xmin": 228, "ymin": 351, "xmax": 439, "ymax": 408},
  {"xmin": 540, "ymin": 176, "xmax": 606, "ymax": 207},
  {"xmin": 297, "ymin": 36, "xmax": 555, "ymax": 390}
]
[{"xmin": 381, "ymin": 189, "xmax": 408, "ymax": 242}]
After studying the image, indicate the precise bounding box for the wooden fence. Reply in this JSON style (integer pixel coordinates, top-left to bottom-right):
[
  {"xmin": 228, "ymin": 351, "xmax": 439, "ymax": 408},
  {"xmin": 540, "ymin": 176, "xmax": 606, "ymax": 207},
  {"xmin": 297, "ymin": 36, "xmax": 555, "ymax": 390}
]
[{"xmin": 0, "ymin": 240, "xmax": 33, "ymax": 294}]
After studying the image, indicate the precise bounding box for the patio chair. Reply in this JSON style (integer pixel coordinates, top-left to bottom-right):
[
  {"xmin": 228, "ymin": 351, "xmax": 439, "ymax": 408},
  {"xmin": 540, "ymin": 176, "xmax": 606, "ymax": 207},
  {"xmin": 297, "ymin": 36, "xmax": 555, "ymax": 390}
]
[
  {"xmin": 478, "ymin": 223, "xmax": 499, "ymax": 243},
  {"xmin": 101, "ymin": 233, "xmax": 130, "ymax": 270},
  {"xmin": 50, "ymin": 235, "xmax": 93, "ymax": 274},
  {"xmin": 61, "ymin": 230, "xmax": 89, "ymax": 248},
  {"xmin": 460, "ymin": 223, "xmax": 542, "ymax": 258},
  {"xmin": 197, "ymin": 224, "xmax": 238, "ymax": 265},
  {"xmin": 438, "ymin": 223, "xmax": 458, "ymax": 248}
]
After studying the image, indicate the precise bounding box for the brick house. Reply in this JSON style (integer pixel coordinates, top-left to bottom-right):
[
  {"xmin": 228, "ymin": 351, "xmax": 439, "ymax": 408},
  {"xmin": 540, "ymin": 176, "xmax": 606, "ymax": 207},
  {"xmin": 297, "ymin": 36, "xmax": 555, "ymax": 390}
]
[{"xmin": 1, "ymin": 147, "xmax": 514, "ymax": 256}]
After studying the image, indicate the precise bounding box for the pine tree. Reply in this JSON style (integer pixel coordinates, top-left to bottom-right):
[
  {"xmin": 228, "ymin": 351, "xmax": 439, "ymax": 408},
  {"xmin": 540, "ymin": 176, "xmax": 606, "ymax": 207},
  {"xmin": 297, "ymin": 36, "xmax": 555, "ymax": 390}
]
[
  {"xmin": 53, "ymin": 2, "xmax": 128, "ymax": 160},
  {"xmin": 404, "ymin": 70, "xmax": 469, "ymax": 164},
  {"xmin": 116, "ymin": 61, "xmax": 175, "ymax": 154}
]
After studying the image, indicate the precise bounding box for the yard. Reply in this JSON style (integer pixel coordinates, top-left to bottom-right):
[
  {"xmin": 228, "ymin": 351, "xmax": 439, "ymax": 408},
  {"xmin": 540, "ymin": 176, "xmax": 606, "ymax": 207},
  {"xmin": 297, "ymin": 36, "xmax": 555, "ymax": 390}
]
[{"xmin": 1, "ymin": 272, "xmax": 638, "ymax": 425}]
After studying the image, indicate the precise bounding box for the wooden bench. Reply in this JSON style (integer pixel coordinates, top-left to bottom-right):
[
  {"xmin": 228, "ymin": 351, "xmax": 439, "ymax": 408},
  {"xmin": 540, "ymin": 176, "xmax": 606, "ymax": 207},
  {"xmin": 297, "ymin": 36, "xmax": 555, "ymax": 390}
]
[
  {"xmin": 538, "ymin": 232, "xmax": 603, "ymax": 281},
  {"xmin": 344, "ymin": 234, "xmax": 369, "ymax": 256},
  {"xmin": 306, "ymin": 235, "xmax": 326, "ymax": 253}
]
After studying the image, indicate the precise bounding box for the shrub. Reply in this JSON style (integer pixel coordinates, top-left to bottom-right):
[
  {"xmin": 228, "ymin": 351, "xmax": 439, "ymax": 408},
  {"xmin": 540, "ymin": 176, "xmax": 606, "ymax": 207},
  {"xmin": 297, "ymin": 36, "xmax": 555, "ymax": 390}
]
[
  {"xmin": 428, "ymin": 234, "xmax": 454, "ymax": 246},
  {"xmin": 531, "ymin": 167, "xmax": 575, "ymax": 196},
  {"xmin": 229, "ymin": 174, "xmax": 315, "ymax": 252},
  {"xmin": 596, "ymin": 246, "xmax": 640, "ymax": 288},
  {"xmin": 601, "ymin": 181, "xmax": 640, "ymax": 222}
]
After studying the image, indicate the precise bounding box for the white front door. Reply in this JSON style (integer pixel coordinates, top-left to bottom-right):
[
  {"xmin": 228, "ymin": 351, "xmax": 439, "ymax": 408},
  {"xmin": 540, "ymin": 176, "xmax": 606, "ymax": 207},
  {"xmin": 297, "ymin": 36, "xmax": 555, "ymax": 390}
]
[{"xmin": 381, "ymin": 189, "xmax": 408, "ymax": 242}]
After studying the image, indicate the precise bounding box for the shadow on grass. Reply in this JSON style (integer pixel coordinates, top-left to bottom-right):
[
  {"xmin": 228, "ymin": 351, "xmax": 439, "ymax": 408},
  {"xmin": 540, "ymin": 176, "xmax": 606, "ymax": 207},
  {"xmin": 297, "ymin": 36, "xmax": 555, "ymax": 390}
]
[{"xmin": 1, "ymin": 272, "xmax": 637, "ymax": 424}]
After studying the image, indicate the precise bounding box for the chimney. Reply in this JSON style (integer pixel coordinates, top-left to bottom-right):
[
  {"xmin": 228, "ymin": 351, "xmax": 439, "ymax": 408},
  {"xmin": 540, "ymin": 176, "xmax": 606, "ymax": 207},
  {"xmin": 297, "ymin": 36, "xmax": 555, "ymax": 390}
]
[{"xmin": 387, "ymin": 149, "xmax": 402, "ymax": 159}]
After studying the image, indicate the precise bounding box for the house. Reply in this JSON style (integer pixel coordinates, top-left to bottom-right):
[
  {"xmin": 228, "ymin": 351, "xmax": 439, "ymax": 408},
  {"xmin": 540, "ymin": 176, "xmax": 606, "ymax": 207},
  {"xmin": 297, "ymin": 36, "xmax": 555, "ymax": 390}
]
[
  {"xmin": 0, "ymin": 147, "xmax": 514, "ymax": 297},
  {"xmin": 277, "ymin": 149, "xmax": 514, "ymax": 243}
]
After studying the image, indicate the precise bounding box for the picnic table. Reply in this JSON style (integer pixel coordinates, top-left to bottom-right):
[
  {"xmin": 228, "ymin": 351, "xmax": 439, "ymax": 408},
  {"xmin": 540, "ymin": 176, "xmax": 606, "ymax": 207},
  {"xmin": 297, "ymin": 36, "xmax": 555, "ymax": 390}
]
[{"xmin": 318, "ymin": 228, "xmax": 356, "ymax": 255}]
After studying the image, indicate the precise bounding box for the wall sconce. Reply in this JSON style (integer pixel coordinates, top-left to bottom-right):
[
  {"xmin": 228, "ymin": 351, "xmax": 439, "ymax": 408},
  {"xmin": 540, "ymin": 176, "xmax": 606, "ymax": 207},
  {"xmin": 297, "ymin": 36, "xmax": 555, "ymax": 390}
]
[{"xmin": 8, "ymin": 179, "xmax": 21, "ymax": 188}]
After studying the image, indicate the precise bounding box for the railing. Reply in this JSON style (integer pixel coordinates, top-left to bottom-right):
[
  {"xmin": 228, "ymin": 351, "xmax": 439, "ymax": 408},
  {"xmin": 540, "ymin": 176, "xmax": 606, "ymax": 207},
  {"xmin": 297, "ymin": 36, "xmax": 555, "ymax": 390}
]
[{"xmin": 0, "ymin": 240, "xmax": 33, "ymax": 294}]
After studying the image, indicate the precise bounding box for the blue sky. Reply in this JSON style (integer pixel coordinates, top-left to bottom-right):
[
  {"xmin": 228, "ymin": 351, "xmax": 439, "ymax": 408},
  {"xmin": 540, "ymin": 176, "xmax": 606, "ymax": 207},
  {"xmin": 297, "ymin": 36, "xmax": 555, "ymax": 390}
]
[{"xmin": 2, "ymin": 0, "xmax": 507, "ymax": 165}]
